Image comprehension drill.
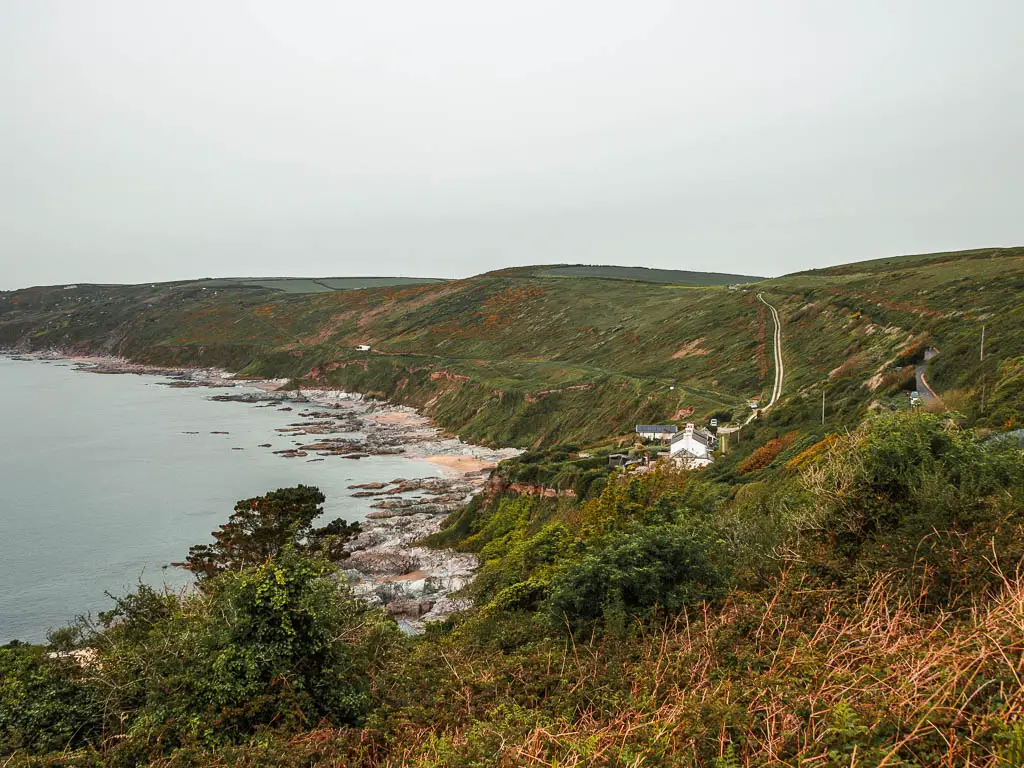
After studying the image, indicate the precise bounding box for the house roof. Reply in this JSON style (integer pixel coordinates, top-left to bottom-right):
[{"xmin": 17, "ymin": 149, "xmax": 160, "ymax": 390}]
[
  {"xmin": 672, "ymin": 428, "xmax": 715, "ymax": 444},
  {"xmin": 635, "ymin": 424, "xmax": 678, "ymax": 433},
  {"xmin": 673, "ymin": 447, "xmax": 710, "ymax": 461}
]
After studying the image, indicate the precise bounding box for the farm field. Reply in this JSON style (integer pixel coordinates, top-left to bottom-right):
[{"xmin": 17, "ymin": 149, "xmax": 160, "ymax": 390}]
[
  {"xmin": 183, "ymin": 276, "xmax": 447, "ymax": 293},
  {"xmin": 496, "ymin": 263, "xmax": 762, "ymax": 285}
]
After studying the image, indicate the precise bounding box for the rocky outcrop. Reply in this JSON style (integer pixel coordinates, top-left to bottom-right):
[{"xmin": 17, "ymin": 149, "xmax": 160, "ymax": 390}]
[
  {"xmin": 34, "ymin": 356, "xmax": 521, "ymax": 633},
  {"xmin": 341, "ymin": 512, "xmax": 481, "ymax": 632}
]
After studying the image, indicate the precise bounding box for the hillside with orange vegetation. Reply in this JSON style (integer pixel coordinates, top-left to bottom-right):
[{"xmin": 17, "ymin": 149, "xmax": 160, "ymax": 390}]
[{"xmin": 2, "ymin": 248, "xmax": 1022, "ymax": 450}]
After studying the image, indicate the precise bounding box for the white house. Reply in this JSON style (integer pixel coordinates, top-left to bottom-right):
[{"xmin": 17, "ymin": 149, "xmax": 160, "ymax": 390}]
[
  {"xmin": 635, "ymin": 424, "xmax": 678, "ymax": 442},
  {"xmin": 669, "ymin": 423, "xmax": 716, "ymax": 469},
  {"xmin": 356, "ymin": 344, "xmax": 372, "ymax": 352}
]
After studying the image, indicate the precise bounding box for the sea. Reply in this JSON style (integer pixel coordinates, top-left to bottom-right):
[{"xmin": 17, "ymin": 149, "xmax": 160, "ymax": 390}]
[{"xmin": 0, "ymin": 356, "xmax": 444, "ymax": 643}]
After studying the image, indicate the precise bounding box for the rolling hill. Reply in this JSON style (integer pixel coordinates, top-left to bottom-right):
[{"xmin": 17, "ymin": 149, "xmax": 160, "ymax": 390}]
[
  {"xmin": 3, "ymin": 248, "xmax": 1024, "ymax": 767},
  {"xmin": 488, "ymin": 264, "xmax": 763, "ymax": 285},
  {"xmin": 1, "ymin": 248, "xmax": 1021, "ymax": 450}
]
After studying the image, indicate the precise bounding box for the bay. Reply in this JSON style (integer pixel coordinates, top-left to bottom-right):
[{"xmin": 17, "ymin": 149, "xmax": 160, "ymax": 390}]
[{"xmin": 0, "ymin": 356, "xmax": 444, "ymax": 643}]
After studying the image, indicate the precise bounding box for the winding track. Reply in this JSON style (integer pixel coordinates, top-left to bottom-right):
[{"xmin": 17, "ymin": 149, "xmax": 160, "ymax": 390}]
[{"xmin": 758, "ymin": 293, "xmax": 784, "ymax": 410}]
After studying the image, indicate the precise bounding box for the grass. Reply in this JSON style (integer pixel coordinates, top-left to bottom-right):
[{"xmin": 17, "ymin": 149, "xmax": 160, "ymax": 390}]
[
  {"xmin": 2, "ymin": 247, "xmax": 1022, "ymax": 450},
  {"xmin": 372, "ymin": 568, "xmax": 1024, "ymax": 767},
  {"xmin": 238, "ymin": 277, "xmax": 446, "ymax": 293},
  {"xmin": 530, "ymin": 264, "xmax": 763, "ymax": 285}
]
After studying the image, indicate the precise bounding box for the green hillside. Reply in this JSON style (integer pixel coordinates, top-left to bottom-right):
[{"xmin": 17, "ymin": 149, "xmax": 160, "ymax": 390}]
[
  {"xmin": 2, "ymin": 248, "xmax": 1024, "ymax": 766},
  {"xmin": 195, "ymin": 276, "xmax": 448, "ymax": 293},
  {"xmin": 2, "ymin": 248, "xmax": 1022, "ymax": 448},
  {"xmin": 491, "ymin": 263, "xmax": 763, "ymax": 285}
]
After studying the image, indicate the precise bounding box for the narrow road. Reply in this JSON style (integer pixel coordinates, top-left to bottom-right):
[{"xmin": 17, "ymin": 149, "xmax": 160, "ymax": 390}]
[
  {"xmin": 914, "ymin": 347, "xmax": 939, "ymax": 402},
  {"xmin": 914, "ymin": 363, "xmax": 938, "ymax": 402},
  {"xmin": 758, "ymin": 293, "xmax": 784, "ymax": 410}
]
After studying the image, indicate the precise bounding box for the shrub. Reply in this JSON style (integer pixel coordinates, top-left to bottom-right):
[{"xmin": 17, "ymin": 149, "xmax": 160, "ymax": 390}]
[
  {"xmin": 797, "ymin": 412, "xmax": 1024, "ymax": 602},
  {"xmin": 0, "ymin": 643, "xmax": 101, "ymax": 755},
  {"xmin": 182, "ymin": 485, "xmax": 359, "ymax": 578},
  {"xmin": 737, "ymin": 431, "xmax": 800, "ymax": 474},
  {"xmin": 803, "ymin": 413, "xmax": 1023, "ymax": 540},
  {"xmin": 473, "ymin": 523, "xmax": 575, "ymax": 607},
  {"xmin": 545, "ymin": 523, "xmax": 729, "ymax": 631},
  {"xmin": 88, "ymin": 548, "xmax": 396, "ymax": 753}
]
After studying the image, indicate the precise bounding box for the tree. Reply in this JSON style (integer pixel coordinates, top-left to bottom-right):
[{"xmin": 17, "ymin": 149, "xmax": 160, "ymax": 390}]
[{"xmin": 182, "ymin": 486, "xmax": 358, "ymax": 579}]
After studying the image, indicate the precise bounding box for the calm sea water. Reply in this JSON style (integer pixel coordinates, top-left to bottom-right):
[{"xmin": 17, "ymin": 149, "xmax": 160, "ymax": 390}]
[{"xmin": 0, "ymin": 357, "xmax": 442, "ymax": 643}]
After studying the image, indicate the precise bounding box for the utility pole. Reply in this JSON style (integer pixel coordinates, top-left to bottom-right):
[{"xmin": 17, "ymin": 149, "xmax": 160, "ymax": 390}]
[
  {"xmin": 821, "ymin": 387, "xmax": 826, "ymax": 426},
  {"xmin": 980, "ymin": 324, "xmax": 985, "ymax": 362}
]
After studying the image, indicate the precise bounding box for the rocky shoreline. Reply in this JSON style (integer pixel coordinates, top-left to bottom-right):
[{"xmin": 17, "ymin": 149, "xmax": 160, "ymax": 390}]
[
  {"xmin": 204, "ymin": 388, "xmax": 515, "ymax": 632},
  {"xmin": 3, "ymin": 351, "xmax": 519, "ymax": 633}
]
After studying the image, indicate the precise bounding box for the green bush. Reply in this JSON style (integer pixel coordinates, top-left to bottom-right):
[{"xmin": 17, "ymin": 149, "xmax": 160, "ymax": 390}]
[
  {"xmin": 0, "ymin": 642, "xmax": 101, "ymax": 755},
  {"xmin": 545, "ymin": 523, "xmax": 729, "ymax": 631},
  {"xmin": 472, "ymin": 523, "xmax": 575, "ymax": 607},
  {"xmin": 799, "ymin": 412, "xmax": 1024, "ymax": 603},
  {"xmin": 805, "ymin": 413, "xmax": 1024, "ymax": 548},
  {"xmin": 89, "ymin": 548, "xmax": 396, "ymax": 754},
  {"xmin": 183, "ymin": 485, "xmax": 359, "ymax": 579}
]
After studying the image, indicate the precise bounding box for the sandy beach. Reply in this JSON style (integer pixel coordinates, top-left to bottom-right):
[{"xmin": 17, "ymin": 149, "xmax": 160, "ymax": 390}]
[{"xmin": 422, "ymin": 454, "xmax": 499, "ymax": 475}]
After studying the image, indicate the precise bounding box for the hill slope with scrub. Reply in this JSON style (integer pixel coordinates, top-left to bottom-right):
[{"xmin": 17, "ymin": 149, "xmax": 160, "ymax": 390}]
[
  {"xmin": 3, "ymin": 247, "xmax": 1021, "ymax": 451},
  {"xmin": 2, "ymin": 247, "xmax": 1024, "ymax": 766}
]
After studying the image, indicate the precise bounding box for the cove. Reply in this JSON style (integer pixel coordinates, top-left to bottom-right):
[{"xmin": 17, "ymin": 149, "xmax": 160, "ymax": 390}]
[{"xmin": 0, "ymin": 356, "xmax": 445, "ymax": 643}]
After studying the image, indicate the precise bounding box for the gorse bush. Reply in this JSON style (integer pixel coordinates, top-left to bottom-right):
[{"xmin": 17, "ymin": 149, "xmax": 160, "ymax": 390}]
[
  {"xmin": 792, "ymin": 412, "xmax": 1024, "ymax": 606},
  {"xmin": 801, "ymin": 412, "xmax": 1023, "ymax": 544}
]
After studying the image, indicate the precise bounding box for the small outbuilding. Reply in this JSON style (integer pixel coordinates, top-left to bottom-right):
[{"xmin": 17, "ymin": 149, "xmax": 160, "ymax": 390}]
[
  {"xmin": 608, "ymin": 453, "xmax": 644, "ymax": 469},
  {"xmin": 635, "ymin": 424, "xmax": 679, "ymax": 442}
]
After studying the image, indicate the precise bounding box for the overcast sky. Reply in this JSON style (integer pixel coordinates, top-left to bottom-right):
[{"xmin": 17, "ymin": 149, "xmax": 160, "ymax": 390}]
[{"xmin": 1, "ymin": 1, "xmax": 1021, "ymax": 289}]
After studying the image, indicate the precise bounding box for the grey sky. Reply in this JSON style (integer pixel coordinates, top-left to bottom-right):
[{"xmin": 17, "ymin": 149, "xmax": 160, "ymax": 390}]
[{"xmin": 1, "ymin": 0, "xmax": 1021, "ymax": 289}]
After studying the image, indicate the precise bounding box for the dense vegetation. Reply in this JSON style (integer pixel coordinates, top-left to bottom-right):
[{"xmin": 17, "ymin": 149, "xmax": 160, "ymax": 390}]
[
  {"xmin": 2, "ymin": 248, "xmax": 1023, "ymax": 765},
  {"xmin": 181, "ymin": 485, "xmax": 360, "ymax": 578},
  {"xmin": 3, "ymin": 412, "xmax": 1023, "ymax": 766}
]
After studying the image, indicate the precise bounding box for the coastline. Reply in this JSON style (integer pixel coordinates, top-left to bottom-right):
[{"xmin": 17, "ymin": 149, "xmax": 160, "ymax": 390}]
[{"xmin": 2, "ymin": 350, "xmax": 519, "ymax": 633}]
